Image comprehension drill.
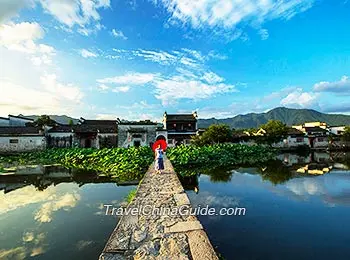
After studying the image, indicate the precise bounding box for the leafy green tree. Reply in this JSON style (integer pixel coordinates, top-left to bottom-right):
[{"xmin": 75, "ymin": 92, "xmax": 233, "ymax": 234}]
[
  {"xmin": 192, "ymin": 124, "xmax": 232, "ymax": 146},
  {"xmin": 27, "ymin": 115, "xmax": 56, "ymax": 128},
  {"xmin": 342, "ymin": 126, "xmax": 350, "ymax": 142},
  {"xmin": 68, "ymin": 119, "xmax": 74, "ymax": 126},
  {"xmin": 259, "ymin": 120, "xmax": 288, "ymax": 145}
]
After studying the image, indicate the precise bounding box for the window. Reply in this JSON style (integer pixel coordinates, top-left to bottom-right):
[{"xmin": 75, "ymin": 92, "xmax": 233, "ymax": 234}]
[
  {"xmin": 296, "ymin": 137, "xmax": 304, "ymax": 143},
  {"xmin": 9, "ymin": 139, "xmax": 19, "ymax": 144},
  {"xmin": 318, "ymin": 137, "xmax": 324, "ymax": 142}
]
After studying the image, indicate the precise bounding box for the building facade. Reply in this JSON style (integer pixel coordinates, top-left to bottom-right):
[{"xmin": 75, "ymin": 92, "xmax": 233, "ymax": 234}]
[
  {"xmin": 47, "ymin": 125, "xmax": 74, "ymax": 148},
  {"xmin": 117, "ymin": 121, "xmax": 157, "ymax": 148},
  {"xmin": 163, "ymin": 112, "xmax": 198, "ymax": 146},
  {"xmin": 272, "ymin": 129, "xmax": 310, "ymax": 149},
  {"xmin": 74, "ymin": 119, "xmax": 118, "ymax": 148},
  {"xmin": 0, "ymin": 127, "xmax": 46, "ymax": 153}
]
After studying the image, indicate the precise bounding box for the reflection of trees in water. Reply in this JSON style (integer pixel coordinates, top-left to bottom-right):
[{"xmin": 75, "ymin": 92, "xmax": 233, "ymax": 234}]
[
  {"xmin": 257, "ymin": 160, "xmax": 294, "ymax": 185},
  {"xmin": 0, "ymin": 168, "xmax": 129, "ymax": 193}
]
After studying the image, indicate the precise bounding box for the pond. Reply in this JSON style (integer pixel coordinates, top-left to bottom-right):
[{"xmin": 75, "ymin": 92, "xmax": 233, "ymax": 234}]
[
  {"xmin": 0, "ymin": 168, "xmax": 135, "ymax": 260},
  {"xmin": 0, "ymin": 152, "xmax": 349, "ymax": 259},
  {"xmin": 187, "ymin": 152, "xmax": 350, "ymax": 260}
]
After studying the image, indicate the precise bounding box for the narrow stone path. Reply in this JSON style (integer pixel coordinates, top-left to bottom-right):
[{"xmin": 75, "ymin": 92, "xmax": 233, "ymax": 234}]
[{"xmin": 99, "ymin": 157, "xmax": 218, "ymax": 260}]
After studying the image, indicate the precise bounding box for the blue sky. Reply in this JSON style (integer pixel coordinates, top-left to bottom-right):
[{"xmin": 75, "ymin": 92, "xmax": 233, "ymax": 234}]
[{"xmin": 0, "ymin": 0, "xmax": 349, "ymax": 121}]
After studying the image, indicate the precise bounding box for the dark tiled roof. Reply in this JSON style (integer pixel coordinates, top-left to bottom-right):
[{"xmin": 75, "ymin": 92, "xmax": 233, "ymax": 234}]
[
  {"xmin": 0, "ymin": 117, "xmax": 9, "ymax": 121},
  {"xmin": 0, "ymin": 127, "xmax": 42, "ymax": 135},
  {"xmin": 287, "ymin": 128, "xmax": 305, "ymax": 136},
  {"xmin": 48, "ymin": 125, "xmax": 74, "ymax": 133},
  {"xmin": 74, "ymin": 125, "xmax": 117, "ymax": 134},
  {"xmin": 304, "ymin": 127, "xmax": 328, "ymax": 132},
  {"xmin": 8, "ymin": 115, "xmax": 34, "ymax": 121},
  {"xmin": 118, "ymin": 120, "xmax": 157, "ymax": 125},
  {"xmin": 166, "ymin": 114, "xmax": 197, "ymax": 121},
  {"xmin": 80, "ymin": 120, "xmax": 117, "ymax": 125}
]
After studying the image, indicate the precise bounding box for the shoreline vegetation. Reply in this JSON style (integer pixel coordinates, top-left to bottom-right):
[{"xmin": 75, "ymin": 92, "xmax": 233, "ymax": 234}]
[{"xmin": 0, "ymin": 144, "xmax": 276, "ymax": 179}]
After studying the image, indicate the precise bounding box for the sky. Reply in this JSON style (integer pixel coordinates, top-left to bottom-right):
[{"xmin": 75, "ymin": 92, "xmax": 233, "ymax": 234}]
[{"xmin": 0, "ymin": 0, "xmax": 349, "ymax": 121}]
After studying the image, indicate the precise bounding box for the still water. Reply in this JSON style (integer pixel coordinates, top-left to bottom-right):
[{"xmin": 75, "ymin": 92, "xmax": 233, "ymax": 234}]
[
  {"xmin": 1, "ymin": 152, "xmax": 350, "ymax": 260},
  {"xmin": 0, "ymin": 169, "xmax": 135, "ymax": 260}
]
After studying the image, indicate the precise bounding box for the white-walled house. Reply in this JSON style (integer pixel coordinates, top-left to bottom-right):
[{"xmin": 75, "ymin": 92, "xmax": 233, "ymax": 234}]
[
  {"xmin": 0, "ymin": 127, "xmax": 46, "ymax": 153},
  {"xmin": 47, "ymin": 125, "xmax": 74, "ymax": 148},
  {"xmin": 272, "ymin": 129, "xmax": 310, "ymax": 149},
  {"xmin": 328, "ymin": 126, "xmax": 346, "ymax": 136},
  {"xmin": 117, "ymin": 121, "xmax": 157, "ymax": 148},
  {"xmin": 0, "ymin": 117, "xmax": 10, "ymax": 126}
]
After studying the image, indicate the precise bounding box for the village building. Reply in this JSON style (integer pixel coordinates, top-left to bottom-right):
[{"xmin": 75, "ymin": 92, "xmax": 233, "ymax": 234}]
[
  {"xmin": 117, "ymin": 120, "xmax": 157, "ymax": 148},
  {"xmin": 272, "ymin": 128, "xmax": 310, "ymax": 149},
  {"xmin": 292, "ymin": 122, "xmax": 330, "ymax": 149},
  {"xmin": 47, "ymin": 125, "xmax": 74, "ymax": 148},
  {"xmin": 0, "ymin": 117, "xmax": 10, "ymax": 126},
  {"xmin": 328, "ymin": 126, "xmax": 346, "ymax": 136},
  {"xmin": 0, "ymin": 127, "xmax": 46, "ymax": 153},
  {"xmin": 74, "ymin": 118, "xmax": 118, "ymax": 148},
  {"xmin": 163, "ymin": 112, "xmax": 198, "ymax": 146},
  {"xmin": 0, "ymin": 115, "xmax": 34, "ymax": 126}
]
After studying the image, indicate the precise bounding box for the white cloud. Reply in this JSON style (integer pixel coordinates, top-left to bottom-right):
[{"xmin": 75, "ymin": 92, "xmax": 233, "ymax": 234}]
[
  {"xmin": 202, "ymin": 71, "xmax": 224, "ymax": 84},
  {"xmin": 80, "ymin": 48, "xmax": 98, "ymax": 58},
  {"xmin": 40, "ymin": 73, "xmax": 83, "ymax": 103},
  {"xmin": 112, "ymin": 86, "xmax": 130, "ymax": 93},
  {"xmin": 38, "ymin": 0, "xmax": 110, "ymax": 35},
  {"xmin": 0, "ymin": 22, "xmax": 55, "ymax": 66},
  {"xmin": 0, "ymin": 21, "xmax": 85, "ymax": 116},
  {"xmin": 208, "ymin": 50, "xmax": 228, "ymax": 60},
  {"xmin": 132, "ymin": 49, "xmax": 178, "ymax": 65},
  {"xmin": 154, "ymin": 0, "xmax": 314, "ymax": 38},
  {"xmin": 97, "ymin": 72, "xmax": 158, "ymax": 85},
  {"xmin": 0, "ymin": 0, "xmax": 34, "ymax": 23},
  {"xmin": 111, "ymin": 28, "xmax": 127, "ymax": 40},
  {"xmin": 153, "ymin": 75, "xmax": 237, "ymax": 105},
  {"xmin": 258, "ymin": 28, "xmax": 269, "ymax": 40},
  {"xmin": 98, "ymin": 84, "xmax": 110, "ymax": 91},
  {"xmin": 280, "ymin": 88, "xmax": 319, "ymax": 108},
  {"xmin": 313, "ymin": 76, "xmax": 350, "ymax": 94}
]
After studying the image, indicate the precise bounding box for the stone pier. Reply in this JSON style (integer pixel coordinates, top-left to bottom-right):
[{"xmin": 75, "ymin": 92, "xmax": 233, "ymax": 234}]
[{"xmin": 99, "ymin": 158, "xmax": 218, "ymax": 260}]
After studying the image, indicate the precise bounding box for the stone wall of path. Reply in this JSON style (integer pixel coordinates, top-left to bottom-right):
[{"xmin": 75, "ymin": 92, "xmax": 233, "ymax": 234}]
[{"xmin": 99, "ymin": 158, "xmax": 218, "ymax": 260}]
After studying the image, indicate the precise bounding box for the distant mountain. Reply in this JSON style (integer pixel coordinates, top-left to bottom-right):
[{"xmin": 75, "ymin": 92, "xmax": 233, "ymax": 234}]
[
  {"xmin": 198, "ymin": 107, "xmax": 350, "ymax": 129},
  {"xmin": 25, "ymin": 115, "xmax": 79, "ymax": 125}
]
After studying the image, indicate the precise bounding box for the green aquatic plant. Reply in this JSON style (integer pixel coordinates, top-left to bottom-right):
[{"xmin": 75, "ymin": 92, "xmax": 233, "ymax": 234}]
[
  {"xmin": 0, "ymin": 147, "xmax": 154, "ymax": 181},
  {"xmin": 167, "ymin": 143, "xmax": 276, "ymax": 169}
]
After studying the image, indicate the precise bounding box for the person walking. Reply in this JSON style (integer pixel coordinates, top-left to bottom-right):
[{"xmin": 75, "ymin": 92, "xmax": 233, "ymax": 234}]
[{"xmin": 154, "ymin": 144, "xmax": 164, "ymax": 174}]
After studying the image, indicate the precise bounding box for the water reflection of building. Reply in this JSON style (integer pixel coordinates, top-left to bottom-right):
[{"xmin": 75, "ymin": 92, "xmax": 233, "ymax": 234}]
[{"xmin": 0, "ymin": 166, "xmax": 136, "ymax": 194}]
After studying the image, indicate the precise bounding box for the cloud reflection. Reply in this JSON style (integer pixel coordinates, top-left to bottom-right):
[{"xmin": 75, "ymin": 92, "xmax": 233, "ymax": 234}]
[{"xmin": 34, "ymin": 193, "xmax": 81, "ymax": 223}]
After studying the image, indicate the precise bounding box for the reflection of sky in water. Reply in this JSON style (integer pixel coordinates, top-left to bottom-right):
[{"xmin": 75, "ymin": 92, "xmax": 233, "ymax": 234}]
[
  {"xmin": 0, "ymin": 183, "xmax": 135, "ymax": 260},
  {"xmin": 188, "ymin": 169, "xmax": 350, "ymax": 260}
]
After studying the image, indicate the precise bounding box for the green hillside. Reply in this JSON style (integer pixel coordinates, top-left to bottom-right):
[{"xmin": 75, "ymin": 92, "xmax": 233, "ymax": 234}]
[{"xmin": 198, "ymin": 107, "xmax": 350, "ymax": 129}]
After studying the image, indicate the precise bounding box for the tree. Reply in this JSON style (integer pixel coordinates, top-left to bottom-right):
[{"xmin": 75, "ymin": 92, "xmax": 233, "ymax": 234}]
[
  {"xmin": 27, "ymin": 115, "xmax": 56, "ymax": 128},
  {"xmin": 342, "ymin": 126, "xmax": 350, "ymax": 142},
  {"xmin": 68, "ymin": 119, "xmax": 74, "ymax": 126},
  {"xmin": 192, "ymin": 124, "xmax": 232, "ymax": 146},
  {"xmin": 259, "ymin": 120, "xmax": 288, "ymax": 145}
]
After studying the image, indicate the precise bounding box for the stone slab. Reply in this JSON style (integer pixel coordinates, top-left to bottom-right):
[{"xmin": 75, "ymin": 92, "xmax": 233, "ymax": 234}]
[
  {"xmin": 164, "ymin": 221, "xmax": 203, "ymax": 234},
  {"xmin": 174, "ymin": 193, "xmax": 191, "ymax": 206}
]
